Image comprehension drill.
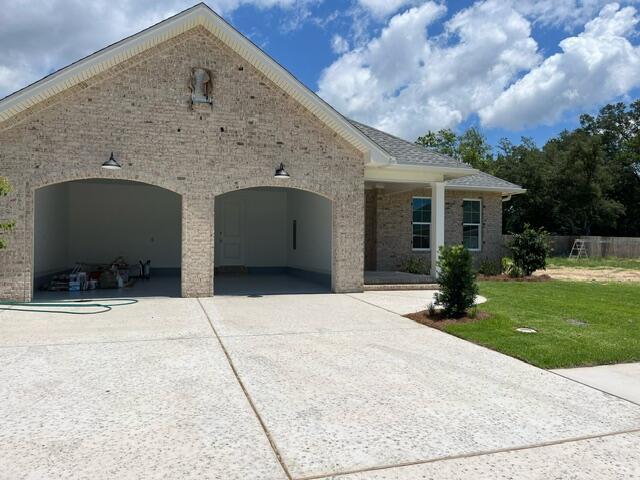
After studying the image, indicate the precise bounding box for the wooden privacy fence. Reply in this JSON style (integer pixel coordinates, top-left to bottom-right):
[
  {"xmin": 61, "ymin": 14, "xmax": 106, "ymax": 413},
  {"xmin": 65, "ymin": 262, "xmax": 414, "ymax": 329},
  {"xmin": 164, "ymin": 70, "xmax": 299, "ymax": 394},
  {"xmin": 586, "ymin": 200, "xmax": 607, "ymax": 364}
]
[{"xmin": 502, "ymin": 235, "xmax": 640, "ymax": 258}]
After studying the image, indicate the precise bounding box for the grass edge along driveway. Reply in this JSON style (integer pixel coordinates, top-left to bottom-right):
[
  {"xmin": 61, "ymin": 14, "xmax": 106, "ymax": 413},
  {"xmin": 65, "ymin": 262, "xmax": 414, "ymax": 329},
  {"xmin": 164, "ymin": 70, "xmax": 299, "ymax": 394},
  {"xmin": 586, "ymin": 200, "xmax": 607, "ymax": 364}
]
[{"xmin": 442, "ymin": 280, "xmax": 640, "ymax": 369}]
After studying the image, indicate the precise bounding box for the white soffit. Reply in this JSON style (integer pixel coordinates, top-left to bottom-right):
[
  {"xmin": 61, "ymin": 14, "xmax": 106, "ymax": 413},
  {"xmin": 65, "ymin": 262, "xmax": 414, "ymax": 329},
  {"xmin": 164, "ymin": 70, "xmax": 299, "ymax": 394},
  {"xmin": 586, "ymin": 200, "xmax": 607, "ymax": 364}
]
[
  {"xmin": 364, "ymin": 164, "xmax": 478, "ymax": 184},
  {"xmin": 0, "ymin": 3, "xmax": 392, "ymax": 164}
]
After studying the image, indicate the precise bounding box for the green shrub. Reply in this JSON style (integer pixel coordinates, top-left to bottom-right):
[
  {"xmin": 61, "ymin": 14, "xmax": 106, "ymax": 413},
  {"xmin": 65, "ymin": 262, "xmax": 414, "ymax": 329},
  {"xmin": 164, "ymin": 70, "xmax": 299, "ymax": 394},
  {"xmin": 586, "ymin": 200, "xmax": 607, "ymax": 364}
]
[
  {"xmin": 400, "ymin": 256, "xmax": 429, "ymax": 275},
  {"xmin": 434, "ymin": 245, "xmax": 478, "ymax": 318},
  {"xmin": 478, "ymin": 258, "xmax": 502, "ymax": 276},
  {"xmin": 508, "ymin": 225, "xmax": 551, "ymax": 276},
  {"xmin": 502, "ymin": 257, "xmax": 524, "ymax": 278}
]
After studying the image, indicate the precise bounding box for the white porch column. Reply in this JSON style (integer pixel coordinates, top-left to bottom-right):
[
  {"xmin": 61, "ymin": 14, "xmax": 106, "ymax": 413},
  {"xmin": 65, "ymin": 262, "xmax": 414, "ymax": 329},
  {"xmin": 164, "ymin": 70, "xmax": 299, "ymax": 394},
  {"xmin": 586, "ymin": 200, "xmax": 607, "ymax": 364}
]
[{"xmin": 430, "ymin": 181, "xmax": 446, "ymax": 276}]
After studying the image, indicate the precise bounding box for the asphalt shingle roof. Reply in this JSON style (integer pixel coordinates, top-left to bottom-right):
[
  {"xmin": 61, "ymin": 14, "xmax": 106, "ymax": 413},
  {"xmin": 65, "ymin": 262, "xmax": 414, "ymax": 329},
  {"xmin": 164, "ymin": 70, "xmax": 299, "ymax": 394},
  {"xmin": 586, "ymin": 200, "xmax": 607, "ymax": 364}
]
[
  {"xmin": 349, "ymin": 120, "xmax": 472, "ymax": 170},
  {"xmin": 447, "ymin": 171, "xmax": 524, "ymax": 191},
  {"xmin": 350, "ymin": 119, "xmax": 524, "ymax": 193}
]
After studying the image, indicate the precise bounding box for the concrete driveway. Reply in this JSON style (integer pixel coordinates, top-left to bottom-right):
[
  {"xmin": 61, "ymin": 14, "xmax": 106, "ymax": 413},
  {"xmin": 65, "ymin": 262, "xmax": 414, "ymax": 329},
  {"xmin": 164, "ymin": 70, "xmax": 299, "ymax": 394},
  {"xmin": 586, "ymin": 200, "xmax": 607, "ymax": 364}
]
[
  {"xmin": 553, "ymin": 362, "xmax": 640, "ymax": 405},
  {"xmin": 1, "ymin": 294, "xmax": 640, "ymax": 479}
]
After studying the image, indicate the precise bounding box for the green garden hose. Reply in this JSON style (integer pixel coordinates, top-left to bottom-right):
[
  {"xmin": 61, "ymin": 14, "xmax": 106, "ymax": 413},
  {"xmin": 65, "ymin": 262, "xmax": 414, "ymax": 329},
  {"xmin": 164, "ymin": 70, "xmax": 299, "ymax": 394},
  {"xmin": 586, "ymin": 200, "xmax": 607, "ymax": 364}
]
[{"xmin": 0, "ymin": 298, "xmax": 138, "ymax": 315}]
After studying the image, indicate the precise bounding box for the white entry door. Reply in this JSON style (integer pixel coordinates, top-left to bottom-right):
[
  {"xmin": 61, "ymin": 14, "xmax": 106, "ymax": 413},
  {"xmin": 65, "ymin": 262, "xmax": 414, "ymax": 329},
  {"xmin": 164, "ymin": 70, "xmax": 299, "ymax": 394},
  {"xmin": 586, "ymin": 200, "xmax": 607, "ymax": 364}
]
[{"xmin": 218, "ymin": 198, "xmax": 244, "ymax": 266}]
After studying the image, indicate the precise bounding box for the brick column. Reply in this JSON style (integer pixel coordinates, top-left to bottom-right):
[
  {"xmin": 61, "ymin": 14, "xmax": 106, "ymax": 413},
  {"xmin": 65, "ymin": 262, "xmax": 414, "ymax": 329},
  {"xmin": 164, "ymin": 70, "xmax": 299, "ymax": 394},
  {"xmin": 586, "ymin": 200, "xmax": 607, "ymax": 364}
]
[
  {"xmin": 332, "ymin": 193, "xmax": 364, "ymax": 293},
  {"xmin": 0, "ymin": 178, "xmax": 30, "ymax": 302},
  {"xmin": 181, "ymin": 194, "xmax": 214, "ymax": 297}
]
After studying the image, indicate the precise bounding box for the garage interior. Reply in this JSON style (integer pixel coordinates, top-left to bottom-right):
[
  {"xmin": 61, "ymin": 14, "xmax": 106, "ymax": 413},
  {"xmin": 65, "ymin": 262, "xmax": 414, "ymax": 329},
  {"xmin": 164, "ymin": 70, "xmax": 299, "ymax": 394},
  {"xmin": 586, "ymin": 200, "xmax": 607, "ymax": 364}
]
[
  {"xmin": 33, "ymin": 179, "xmax": 182, "ymax": 300},
  {"xmin": 214, "ymin": 187, "xmax": 332, "ymax": 295}
]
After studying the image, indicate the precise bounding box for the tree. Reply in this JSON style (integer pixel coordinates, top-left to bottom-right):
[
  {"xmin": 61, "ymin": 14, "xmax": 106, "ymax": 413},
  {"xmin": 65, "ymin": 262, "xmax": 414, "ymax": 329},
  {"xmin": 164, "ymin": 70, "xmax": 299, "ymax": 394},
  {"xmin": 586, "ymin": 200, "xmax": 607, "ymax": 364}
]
[
  {"xmin": 457, "ymin": 127, "xmax": 493, "ymax": 170},
  {"xmin": 493, "ymin": 137, "xmax": 555, "ymax": 233},
  {"xmin": 545, "ymin": 130, "xmax": 624, "ymax": 235},
  {"xmin": 416, "ymin": 129, "xmax": 458, "ymax": 157},
  {"xmin": 580, "ymin": 101, "xmax": 640, "ymax": 235},
  {"xmin": 416, "ymin": 127, "xmax": 493, "ymax": 170},
  {"xmin": 0, "ymin": 177, "xmax": 14, "ymax": 249}
]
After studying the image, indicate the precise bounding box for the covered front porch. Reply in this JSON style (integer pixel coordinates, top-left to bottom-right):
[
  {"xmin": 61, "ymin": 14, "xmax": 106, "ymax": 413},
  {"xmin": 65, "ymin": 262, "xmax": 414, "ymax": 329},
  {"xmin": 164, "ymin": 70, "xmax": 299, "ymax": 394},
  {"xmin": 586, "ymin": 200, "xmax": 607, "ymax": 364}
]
[{"xmin": 365, "ymin": 180, "xmax": 448, "ymax": 284}]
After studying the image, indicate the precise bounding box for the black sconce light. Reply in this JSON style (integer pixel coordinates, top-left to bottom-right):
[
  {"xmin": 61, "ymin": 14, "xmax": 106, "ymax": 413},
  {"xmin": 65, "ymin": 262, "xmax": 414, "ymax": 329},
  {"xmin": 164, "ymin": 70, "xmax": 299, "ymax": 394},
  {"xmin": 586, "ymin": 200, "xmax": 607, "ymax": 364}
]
[
  {"xmin": 274, "ymin": 162, "xmax": 290, "ymax": 179},
  {"xmin": 101, "ymin": 152, "xmax": 122, "ymax": 170}
]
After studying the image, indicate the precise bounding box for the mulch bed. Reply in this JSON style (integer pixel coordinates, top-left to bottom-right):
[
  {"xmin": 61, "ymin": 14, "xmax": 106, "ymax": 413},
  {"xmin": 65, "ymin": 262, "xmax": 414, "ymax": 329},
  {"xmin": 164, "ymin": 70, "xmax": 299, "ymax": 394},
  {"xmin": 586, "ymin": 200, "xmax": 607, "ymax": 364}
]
[
  {"xmin": 477, "ymin": 274, "xmax": 552, "ymax": 282},
  {"xmin": 404, "ymin": 309, "xmax": 490, "ymax": 330}
]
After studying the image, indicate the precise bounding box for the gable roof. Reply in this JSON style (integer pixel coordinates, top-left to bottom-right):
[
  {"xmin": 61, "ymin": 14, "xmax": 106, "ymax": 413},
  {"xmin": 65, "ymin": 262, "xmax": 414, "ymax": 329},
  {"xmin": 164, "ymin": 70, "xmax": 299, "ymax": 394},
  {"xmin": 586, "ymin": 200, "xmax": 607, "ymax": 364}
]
[
  {"xmin": 0, "ymin": 3, "xmax": 392, "ymax": 164},
  {"xmin": 0, "ymin": 2, "xmax": 525, "ymax": 195},
  {"xmin": 349, "ymin": 120, "xmax": 472, "ymax": 170}
]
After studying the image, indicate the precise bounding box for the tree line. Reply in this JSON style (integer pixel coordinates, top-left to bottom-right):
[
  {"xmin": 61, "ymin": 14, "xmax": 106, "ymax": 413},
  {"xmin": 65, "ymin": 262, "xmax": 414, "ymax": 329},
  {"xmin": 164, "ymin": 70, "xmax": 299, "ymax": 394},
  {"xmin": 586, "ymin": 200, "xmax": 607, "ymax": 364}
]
[{"xmin": 416, "ymin": 101, "xmax": 640, "ymax": 236}]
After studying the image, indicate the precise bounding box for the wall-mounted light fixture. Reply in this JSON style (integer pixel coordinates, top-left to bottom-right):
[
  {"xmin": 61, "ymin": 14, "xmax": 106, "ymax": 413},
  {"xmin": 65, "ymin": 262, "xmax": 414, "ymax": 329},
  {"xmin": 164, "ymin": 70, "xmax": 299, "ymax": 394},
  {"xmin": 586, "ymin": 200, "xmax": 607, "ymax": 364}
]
[
  {"xmin": 101, "ymin": 152, "xmax": 122, "ymax": 170},
  {"xmin": 274, "ymin": 162, "xmax": 290, "ymax": 179}
]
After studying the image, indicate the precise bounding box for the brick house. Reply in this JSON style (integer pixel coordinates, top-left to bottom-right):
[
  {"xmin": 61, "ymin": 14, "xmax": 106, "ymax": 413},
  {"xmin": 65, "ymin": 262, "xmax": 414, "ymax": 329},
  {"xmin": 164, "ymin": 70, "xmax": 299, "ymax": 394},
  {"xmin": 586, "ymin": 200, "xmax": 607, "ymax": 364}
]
[{"xmin": 0, "ymin": 3, "xmax": 524, "ymax": 301}]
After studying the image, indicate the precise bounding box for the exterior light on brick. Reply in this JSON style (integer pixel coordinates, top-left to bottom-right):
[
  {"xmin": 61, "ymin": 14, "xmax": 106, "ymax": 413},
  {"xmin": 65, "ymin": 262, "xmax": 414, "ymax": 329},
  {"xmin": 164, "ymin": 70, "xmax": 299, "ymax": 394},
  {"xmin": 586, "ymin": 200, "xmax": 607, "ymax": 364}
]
[
  {"xmin": 274, "ymin": 163, "xmax": 290, "ymax": 179},
  {"xmin": 101, "ymin": 152, "xmax": 122, "ymax": 170}
]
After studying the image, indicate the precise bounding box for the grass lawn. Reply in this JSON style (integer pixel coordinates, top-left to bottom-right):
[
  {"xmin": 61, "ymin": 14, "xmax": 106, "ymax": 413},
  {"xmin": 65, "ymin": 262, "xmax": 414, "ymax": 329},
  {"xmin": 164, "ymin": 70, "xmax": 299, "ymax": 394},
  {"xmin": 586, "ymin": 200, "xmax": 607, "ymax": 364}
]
[
  {"xmin": 548, "ymin": 256, "xmax": 640, "ymax": 270},
  {"xmin": 443, "ymin": 280, "xmax": 640, "ymax": 369}
]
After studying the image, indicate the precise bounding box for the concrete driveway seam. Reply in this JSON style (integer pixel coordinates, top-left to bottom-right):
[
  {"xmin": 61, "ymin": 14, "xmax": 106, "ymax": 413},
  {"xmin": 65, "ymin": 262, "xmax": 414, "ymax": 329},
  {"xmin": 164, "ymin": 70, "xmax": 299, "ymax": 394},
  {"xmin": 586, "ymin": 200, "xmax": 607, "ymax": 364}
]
[
  {"xmin": 218, "ymin": 325, "xmax": 424, "ymax": 339},
  {"xmin": 295, "ymin": 427, "xmax": 640, "ymax": 480},
  {"xmin": 197, "ymin": 298, "xmax": 293, "ymax": 480},
  {"xmin": 345, "ymin": 293, "xmax": 416, "ymax": 317},
  {"xmin": 349, "ymin": 292, "xmax": 640, "ymax": 409},
  {"xmin": 0, "ymin": 334, "xmax": 215, "ymax": 350},
  {"xmin": 549, "ymin": 369, "xmax": 640, "ymax": 408}
]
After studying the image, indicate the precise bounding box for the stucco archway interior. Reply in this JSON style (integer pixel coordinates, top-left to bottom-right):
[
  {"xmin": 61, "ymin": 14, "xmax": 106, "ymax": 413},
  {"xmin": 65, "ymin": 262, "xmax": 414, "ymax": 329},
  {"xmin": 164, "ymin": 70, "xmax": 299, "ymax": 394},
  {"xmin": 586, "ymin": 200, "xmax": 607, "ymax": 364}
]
[
  {"xmin": 33, "ymin": 179, "xmax": 182, "ymax": 300},
  {"xmin": 214, "ymin": 187, "xmax": 332, "ymax": 295}
]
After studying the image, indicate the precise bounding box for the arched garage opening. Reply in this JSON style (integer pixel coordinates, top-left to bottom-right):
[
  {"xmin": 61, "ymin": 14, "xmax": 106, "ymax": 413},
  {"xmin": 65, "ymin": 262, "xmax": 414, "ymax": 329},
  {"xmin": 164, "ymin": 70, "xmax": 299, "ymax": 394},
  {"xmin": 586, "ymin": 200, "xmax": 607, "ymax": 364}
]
[
  {"xmin": 33, "ymin": 179, "xmax": 182, "ymax": 299},
  {"xmin": 214, "ymin": 187, "xmax": 332, "ymax": 295}
]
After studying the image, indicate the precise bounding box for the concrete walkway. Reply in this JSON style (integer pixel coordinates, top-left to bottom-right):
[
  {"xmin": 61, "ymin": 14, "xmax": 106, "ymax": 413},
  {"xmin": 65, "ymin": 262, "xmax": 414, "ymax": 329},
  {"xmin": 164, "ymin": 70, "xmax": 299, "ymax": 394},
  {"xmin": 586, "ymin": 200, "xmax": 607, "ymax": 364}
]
[
  {"xmin": 553, "ymin": 363, "xmax": 640, "ymax": 406},
  {"xmin": 348, "ymin": 289, "xmax": 486, "ymax": 315},
  {"xmin": 1, "ymin": 293, "xmax": 639, "ymax": 479}
]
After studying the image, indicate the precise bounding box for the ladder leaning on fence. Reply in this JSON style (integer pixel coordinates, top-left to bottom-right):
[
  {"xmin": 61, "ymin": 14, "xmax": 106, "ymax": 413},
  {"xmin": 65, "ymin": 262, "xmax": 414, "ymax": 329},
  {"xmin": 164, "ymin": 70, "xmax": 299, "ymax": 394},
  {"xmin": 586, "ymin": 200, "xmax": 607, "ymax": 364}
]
[{"xmin": 569, "ymin": 239, "xmax": 588, "ymax": 259}]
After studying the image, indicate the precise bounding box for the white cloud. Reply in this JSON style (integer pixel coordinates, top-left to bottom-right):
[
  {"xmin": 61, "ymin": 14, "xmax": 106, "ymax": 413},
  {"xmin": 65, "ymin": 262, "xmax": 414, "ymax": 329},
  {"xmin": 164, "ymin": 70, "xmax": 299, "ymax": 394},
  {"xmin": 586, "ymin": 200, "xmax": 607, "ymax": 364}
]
[
  {"xmin": 3, "ymin": 0, "xmax": 639, "ymax": 137},
  {"xmin": 515, "ymin": 0, "xmax": 639, "ymax": 30},
  {"xmin": 356, "ymin": 0, "xmax": 419, "ymax": 18},
  {"xmin": 0, "ymin": 0, "xmax": 319, "ymax": 98},
  {"xmin": 330, "ymin": 34, "xmax": 349, "ymax": 53},
  {"xmin": 318, "ymin": 0, "xmax": 541, "ymax": 139},
  {"xmin": 0, "ymin": 66, "xmax": 24, "ymax": 98},
  {"xmin": 480, "ymin": 4, "xmax": 640, "ymax": 129}
]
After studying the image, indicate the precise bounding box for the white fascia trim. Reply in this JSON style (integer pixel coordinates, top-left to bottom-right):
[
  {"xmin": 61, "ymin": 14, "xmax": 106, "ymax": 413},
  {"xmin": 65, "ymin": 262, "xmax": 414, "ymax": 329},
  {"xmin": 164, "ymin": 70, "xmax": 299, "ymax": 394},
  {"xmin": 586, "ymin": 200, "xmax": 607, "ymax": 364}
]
[{"xmin": 0, "ymin": 4, "xmax": 393, "ymax": 165}]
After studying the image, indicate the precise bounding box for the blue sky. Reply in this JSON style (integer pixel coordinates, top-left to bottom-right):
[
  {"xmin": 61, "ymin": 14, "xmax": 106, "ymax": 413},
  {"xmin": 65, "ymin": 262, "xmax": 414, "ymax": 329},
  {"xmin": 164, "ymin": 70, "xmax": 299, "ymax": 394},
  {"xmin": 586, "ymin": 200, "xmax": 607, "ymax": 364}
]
[{"xmin": 1, "ymin": 0, "xmax": 639, "ymax": 148}]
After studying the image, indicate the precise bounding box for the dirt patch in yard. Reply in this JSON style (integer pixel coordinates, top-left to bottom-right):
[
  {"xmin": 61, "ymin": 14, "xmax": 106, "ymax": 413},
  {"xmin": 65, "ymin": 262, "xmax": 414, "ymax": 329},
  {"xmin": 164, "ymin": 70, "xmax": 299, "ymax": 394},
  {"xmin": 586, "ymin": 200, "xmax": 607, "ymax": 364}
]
[
  {"xmin": 405, "ymin": 310, "xmax": 490, "ymax": 330},
  {"xmin": 534, "ymin": 266, "xmax": 640, "ymax": 282},
  {"xmin": 479, "ymin": 274, "xmax": 552, "ymax": 282}
]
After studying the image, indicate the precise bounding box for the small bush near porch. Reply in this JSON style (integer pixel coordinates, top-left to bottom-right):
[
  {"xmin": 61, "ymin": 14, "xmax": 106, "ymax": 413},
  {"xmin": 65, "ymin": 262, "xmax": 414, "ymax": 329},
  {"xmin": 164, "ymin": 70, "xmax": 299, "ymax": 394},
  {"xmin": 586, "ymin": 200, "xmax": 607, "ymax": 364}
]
[{"xmin": 442, "ymin": 280, "xmax": 640, "ymax": 369}]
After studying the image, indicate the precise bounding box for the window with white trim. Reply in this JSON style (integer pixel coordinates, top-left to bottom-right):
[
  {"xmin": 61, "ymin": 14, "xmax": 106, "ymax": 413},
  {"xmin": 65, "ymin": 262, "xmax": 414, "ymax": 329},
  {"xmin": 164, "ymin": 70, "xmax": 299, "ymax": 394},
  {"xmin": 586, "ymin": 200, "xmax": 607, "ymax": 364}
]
[
  {"xmin": 463, "ymin": 199, "xmax": 481, "ymax": 251},
  {"xmin": 412, "ymin": 197, "xmax": 431, "ymax": 250}
]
